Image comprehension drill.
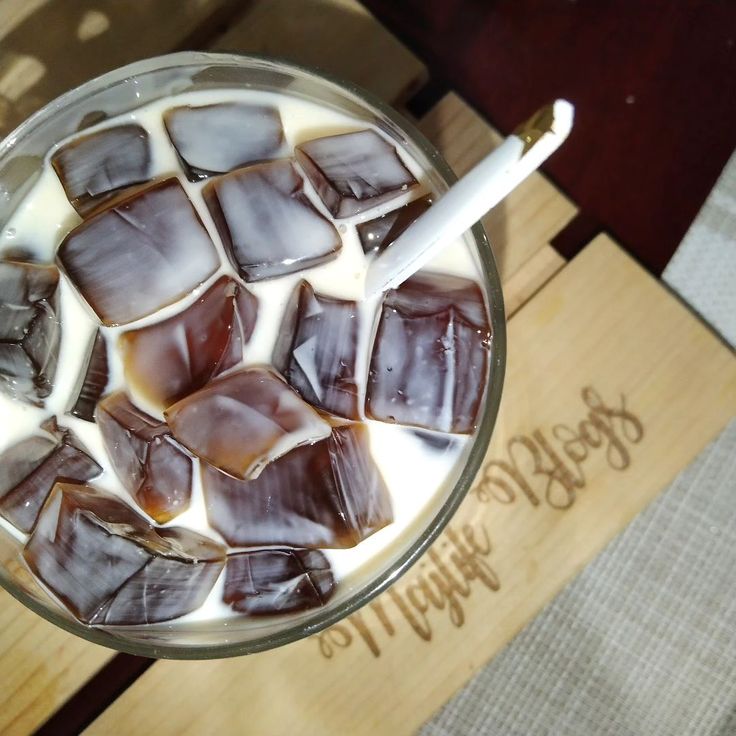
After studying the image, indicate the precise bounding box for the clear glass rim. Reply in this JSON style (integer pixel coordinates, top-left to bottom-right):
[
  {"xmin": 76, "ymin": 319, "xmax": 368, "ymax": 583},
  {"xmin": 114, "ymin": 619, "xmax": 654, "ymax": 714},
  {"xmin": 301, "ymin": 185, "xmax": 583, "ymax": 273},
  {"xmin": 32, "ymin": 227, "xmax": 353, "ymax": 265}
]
[{"xmin": 0, "ymin": 51, "xmax": 507, "ymax": 659}]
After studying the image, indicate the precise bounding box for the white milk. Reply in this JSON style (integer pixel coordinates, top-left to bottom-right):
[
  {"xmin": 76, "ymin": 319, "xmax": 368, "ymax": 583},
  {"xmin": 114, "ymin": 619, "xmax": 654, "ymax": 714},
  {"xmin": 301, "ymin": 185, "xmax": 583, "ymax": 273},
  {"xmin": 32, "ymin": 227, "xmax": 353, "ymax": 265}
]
[{"xmin": 0, "ymin": 89, "xmax": 484, "ymax": 623}]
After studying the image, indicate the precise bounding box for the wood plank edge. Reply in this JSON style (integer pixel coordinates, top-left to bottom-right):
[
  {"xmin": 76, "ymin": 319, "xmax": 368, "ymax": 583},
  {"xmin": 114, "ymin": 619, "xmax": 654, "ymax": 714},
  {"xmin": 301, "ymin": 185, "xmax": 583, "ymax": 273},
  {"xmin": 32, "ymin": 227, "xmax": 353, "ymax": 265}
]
[
  {"xmin": 504, "ymin": 244, "xmax": 567, "ymax": 317},
  {"xmin": 34, "ymin": 654, "xmax": 154, "ymax": 736},
  {"xmin": 173, "ymin": 0, "xmax": 255, "ymax": 51}
]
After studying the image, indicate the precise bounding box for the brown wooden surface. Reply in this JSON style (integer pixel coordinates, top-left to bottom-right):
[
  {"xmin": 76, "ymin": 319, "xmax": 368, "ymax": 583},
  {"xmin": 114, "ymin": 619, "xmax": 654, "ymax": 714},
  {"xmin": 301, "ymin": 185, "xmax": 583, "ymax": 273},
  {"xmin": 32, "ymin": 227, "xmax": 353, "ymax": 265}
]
[
  {"xmin": 212, "ymin": 0, "xmax": 427, "ymax": 104},
  {"xmin": 84, "ymin": 235, "xmax": 736, "ymax": 735},
  {"xmin": 0, "ymin": 0, "xmax": 246, "ymax": 135},
  {"xmin": 0, "ymin": 593, "xmax": 111, "ymax": 736},
  {"xmin": 362, "ymin": 0, "xmax": 736, "ymax": 275}
]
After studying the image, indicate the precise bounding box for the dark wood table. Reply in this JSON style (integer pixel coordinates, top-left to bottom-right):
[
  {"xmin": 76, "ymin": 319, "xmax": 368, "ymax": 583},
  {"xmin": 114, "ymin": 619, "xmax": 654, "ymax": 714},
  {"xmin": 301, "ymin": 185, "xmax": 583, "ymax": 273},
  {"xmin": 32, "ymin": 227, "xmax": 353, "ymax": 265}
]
[{"xmin": 364, "ymin": 0, "xmax": 736, "ymax": 274}]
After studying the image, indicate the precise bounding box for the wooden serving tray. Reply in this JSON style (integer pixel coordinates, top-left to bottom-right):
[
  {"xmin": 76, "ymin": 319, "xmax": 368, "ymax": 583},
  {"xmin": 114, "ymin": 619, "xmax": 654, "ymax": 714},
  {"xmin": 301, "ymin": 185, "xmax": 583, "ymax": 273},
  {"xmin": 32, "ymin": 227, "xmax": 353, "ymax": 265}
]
[{"xmin": 0, "ymin": 2, "xmax": 733, "ymax": 734}]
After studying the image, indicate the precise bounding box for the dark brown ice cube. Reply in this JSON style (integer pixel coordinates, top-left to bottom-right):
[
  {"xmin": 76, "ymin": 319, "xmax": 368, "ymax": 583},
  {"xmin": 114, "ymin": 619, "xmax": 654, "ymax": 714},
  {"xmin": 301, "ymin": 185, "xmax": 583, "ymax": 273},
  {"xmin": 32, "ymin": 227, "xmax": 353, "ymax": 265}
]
[
  {"xmin": 96, "ymin": 392, "xmax": 192, "ymax": 523},
  {"xmin": 272, "ymin": 280, "xmax": 361, "ymax": 419},
  {"xmin": 68, "ymin": 329, "xmax": 109, "ymax": 421},
  {"xmin": 50, "ymin": 124, "xmax": 152, "ymax": 216},
  {"xmin": 164, "ymin": 102, "xmax": 286, "ymax": 181},
  {"xmin": 0, "ymin": 419, "xmax": 101, "ymax": 533},
  {"xmin": 119, "ymin": 276, "xmax": 258, "ymax": 410},
  {"xmin": 24, "ymin": 483, "xmax": 225, "ymax": 625},
  {"xmin": 57, "ymin": 178, "xmax": 220, "ymax": 325},
  {"xmin": 295, "ymin": 129, "xmax": 418, "ymax": 218},
  {"xmin": 357, "ymin": 195, "xmax": 432, "ymax": 256},
  {"xmin": 203, "ymin": 160, "xmax": 341, "ymax": 282},
  {"xmin": 0, "ymin": 260, "xmax": 60, "ymax": 406},
  {"xmin": 202, "ymin": 424, "xmax": 392, "ymax": 548},
  {"xmin": 366, "ymin": 271, "xmax": 491, "ymax": 434},
  {"xmin": 165, "ymin": 367, "xmax": 331, "ymax": 480},
  {"xmin": 223, "ymin": 548, "xmax": 334, "ymax": 615}
]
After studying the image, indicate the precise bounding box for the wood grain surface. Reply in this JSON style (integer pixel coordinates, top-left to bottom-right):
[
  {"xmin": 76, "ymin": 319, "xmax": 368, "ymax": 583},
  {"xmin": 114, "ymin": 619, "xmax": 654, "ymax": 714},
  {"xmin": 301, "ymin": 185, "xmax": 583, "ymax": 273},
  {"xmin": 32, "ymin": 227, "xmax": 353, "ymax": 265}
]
[
  {"xmin": 84, "ymin": 236, "xmax": 736, "ymax": 735},
  {"xmin": 361, "ymin": 0, "xmax": 736, "ymax": 276},
  {"xmin": 0, "ymin": 593, "xmax": 111, "ymax": 736},
  {"xmin": 212, "ymin": 0, "xmax": 427, "ymax": 104},
  {"xmin": 0, "ymin": 0, "xmax": 246, "ymax": 135}
]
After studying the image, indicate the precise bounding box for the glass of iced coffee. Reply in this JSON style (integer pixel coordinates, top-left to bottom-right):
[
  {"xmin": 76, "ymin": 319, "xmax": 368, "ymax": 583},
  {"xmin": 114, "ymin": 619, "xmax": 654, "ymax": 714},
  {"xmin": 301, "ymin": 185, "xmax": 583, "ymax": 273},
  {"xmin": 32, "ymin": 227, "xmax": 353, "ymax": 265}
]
[{"xmin": 0, "ymin": 52, "xmax": 505, "ymax": 657}]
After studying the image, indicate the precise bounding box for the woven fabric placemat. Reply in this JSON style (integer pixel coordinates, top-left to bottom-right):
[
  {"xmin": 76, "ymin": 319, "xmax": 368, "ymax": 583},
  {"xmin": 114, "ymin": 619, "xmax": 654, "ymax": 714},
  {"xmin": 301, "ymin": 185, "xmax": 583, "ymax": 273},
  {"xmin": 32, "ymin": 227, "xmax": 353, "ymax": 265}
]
[{"xmin": 664, "ymin": 149, "xmax": 736, "ymax": 345}]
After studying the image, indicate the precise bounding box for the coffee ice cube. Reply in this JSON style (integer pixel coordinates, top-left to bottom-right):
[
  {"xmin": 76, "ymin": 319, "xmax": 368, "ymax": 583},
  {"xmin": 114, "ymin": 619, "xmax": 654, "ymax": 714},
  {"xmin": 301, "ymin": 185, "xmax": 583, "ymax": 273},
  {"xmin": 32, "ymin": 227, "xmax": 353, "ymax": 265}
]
[
  {"xmin": 0, "ymin": 260, "xmax": 60, "ymax": 406},
  {"xmin": 68, "ymin": 329, "xmax": 109, "ymax": 421},
  {"xmin": 223, "ymin": 548, "xmax": 334, "ymax": 615},
  {"xmin": 295, "ymin": 129, "xmax": 418, "ymax": 218},
  {"xmin": 203, "ymin": 160, "xmax": 341, "ymax": 282},
  {"xmin": 357, "ymin": 195, "xmax": 432, "ymax": 256},
  {"xmin": 119, "ymin": 276, "xmax": 258, "ymax": 410},
  {"xmin": 51, "ymin": 124, "xmax": 152, "ymax": 216},
  {"xmin": 97, "ymin": 392, "xmax": 192, "ymax": 523},
  {"xmin": 57, "ymin": 178, "xmax": 220, "ymax": 325},
  {"xmin": 202, "ymin": 424, "xmax": 392, "ymax": 548},
  {"xmin": 0, "ymin": 419, "xmax": 101, "ymax": 533},
  {"xmin": 24, "ymin": 483, "xmax": 225, "ymax": 625},
  {"xmin": 272, "ymin": 280, "xmax": 361, "ymax": 419},
  {"xmin": 165, "ymin": 367, "xmax": 331, "ymax": 480},
  {"xmin": 366, "ymin": 272, "xmax": 491, "ymax": 434},
  {"xmin": 164, "ymin": 102, "xmax": 286, "ymax": 181}
]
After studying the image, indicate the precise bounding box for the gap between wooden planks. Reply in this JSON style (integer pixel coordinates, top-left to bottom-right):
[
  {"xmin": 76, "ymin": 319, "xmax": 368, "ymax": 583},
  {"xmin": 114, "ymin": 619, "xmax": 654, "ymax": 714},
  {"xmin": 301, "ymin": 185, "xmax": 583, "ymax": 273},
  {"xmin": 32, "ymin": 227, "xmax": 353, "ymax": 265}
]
[
  {"xmin": 0, "ymin": 2, "xmax": 574, "ymax": 733},
  {"xmin": 83, "ymin": 234, "xmax": 736, "ymax": 735}
]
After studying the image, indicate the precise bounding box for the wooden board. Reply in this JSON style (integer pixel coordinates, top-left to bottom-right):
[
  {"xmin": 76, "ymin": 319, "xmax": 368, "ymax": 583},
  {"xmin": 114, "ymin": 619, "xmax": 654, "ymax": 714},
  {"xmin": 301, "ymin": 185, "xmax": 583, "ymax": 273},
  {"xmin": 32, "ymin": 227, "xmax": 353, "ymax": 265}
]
[
  {"xmin": 0, "ymin": 593, "xmax": 111, "ymax": 736},
  {"xmin": 0, "ymin": 0, "xmax": 245, "ymax": 134},
  {"xmin": 211, "ymin": 0, "xmax": 427, "ymax": 103},
  {"xmin": 418, "ymin": 93, "xmax": 577, "ymax": 282},
  {"xmin": 84, "ymin": 236, "xmax": 736, "ymax": 735}
]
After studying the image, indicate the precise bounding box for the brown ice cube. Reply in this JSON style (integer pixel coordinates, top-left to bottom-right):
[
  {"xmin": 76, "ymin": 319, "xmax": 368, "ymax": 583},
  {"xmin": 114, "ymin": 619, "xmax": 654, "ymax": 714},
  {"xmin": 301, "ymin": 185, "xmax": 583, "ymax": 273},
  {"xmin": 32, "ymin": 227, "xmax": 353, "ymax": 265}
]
[
  {"xmin": 0, "ymin": 260, "xmax": 60, "ymax": 406},
  {"xmin": 223, "ymin": 548, "xmax": 334, "ymax": 615},
  {"xmin": 163, "ymin": 102, "xmax": 286, "ymax": 181},
  {"xmin": 272, "ymin": 280, "xmax": 361, "ymax": 419},
  {"xmin": 57, "ymin": 178, "xmax": 220, "ymax": 325},
  {"xmin": 165, "ymin": 367, "xmax": 331, "ymax": 480},
  {"xmin": 96, "ymin": 392, "xmax": 192, "ymax": 523},
  {"xmin": 24, "ymin": 483, "xmax": 225, "ymax": 625},
  {"xmin": 119, "ymin": 276, "xmax": 258, "ymax": 410},
  {"xmin": 68, "ymin": 329, "xmax": 109, "ymax": 422},
  {"xmin": 202, "ymin": 424, "xmax": 392, "ymax": 548},
  {"xmin": 365, "ymin": 271, "xmax": 491, "ymax": 434},
  {"xmin": 356, "ymin": 195, "xmax": 432, "ymax": 256},
  {"xmin": 295, "ymin": 129, "xmax": 418, "ymax": 218},
  {"xmin": 51, "ymin": 124, "xmax": 152, "ymax": 216},
  {"xmin": 0, "ymin": 418, "xmax": 101, "ymax": 533},
  {"xmin": 203, "ymin": 160, "xmax": 341, "ymax": 282}
]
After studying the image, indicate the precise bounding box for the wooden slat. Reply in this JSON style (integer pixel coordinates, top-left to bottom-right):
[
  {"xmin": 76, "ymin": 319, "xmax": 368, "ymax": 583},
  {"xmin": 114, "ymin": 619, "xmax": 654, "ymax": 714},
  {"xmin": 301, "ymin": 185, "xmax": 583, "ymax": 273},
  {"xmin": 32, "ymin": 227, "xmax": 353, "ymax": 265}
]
[
  {"xmin": 210, "ymin": 0, "xmax": 427, "ymax": 103},
  {"xmin": 0, "ymin": 0, "xmax": 49, "ymax": 37},
  {"xmin": 0, "ymin": 0, "xmax": 245, "ymax": 134},
  {"xmin": 504, "ymin": 244, "xmax": 566, "ymax": 317},
  {"xmin": 85, "ymin": 235, "xmax": 736, "ymax": 735},
  {"xmin": 0, "ymin": 593, "xmax": 111, "ymax": 736},
  {"xmin": 418, "ymin": 93, "xmax": 577, "ymax": 282}
]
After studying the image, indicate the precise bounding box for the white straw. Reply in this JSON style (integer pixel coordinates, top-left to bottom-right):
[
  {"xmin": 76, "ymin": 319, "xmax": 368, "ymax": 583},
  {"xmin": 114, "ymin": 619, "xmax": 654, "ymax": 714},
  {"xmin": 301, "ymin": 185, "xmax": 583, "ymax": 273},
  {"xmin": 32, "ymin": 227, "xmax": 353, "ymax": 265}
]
[{"xmin": 364, "ymin": 99, "xmax": 575, "ymax": 296}]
